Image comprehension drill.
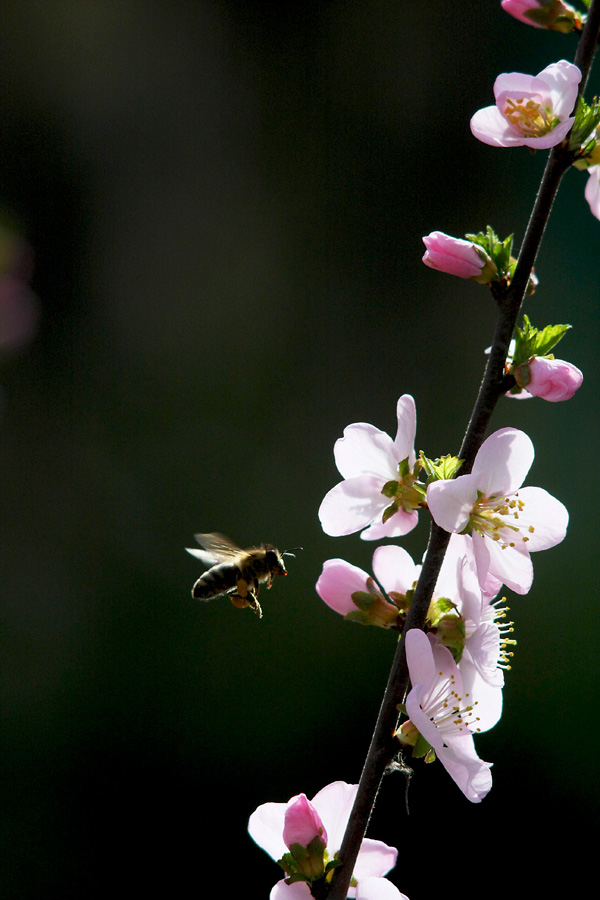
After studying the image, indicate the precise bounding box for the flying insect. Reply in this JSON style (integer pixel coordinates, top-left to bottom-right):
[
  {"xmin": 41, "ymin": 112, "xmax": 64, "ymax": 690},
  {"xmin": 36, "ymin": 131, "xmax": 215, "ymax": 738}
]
[{"xmin": 185, "ymin": 533, "xmax": 299, "ymax": 619}]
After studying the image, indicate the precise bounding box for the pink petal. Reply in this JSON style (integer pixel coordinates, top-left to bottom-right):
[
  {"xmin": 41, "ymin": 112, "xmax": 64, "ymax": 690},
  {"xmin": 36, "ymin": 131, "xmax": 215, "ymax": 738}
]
[
  {"xmin": 536, "ymin": 60, "xmax": 581, "ymax": 118},
  {"xmin": 283, "ymin": 794, "xmax": 327, "ymax": 850},
  {"xmin": 392, "ymin": 394, "xmax": 417, "ymax": 465},
  {"xmin": 470, "ymin": 105, "xmax": 527, "ymax": 147},
  {"xmin": 372, "ymin": 545, "xmax": 420, "ymax": 595},
  {"xmin": 356, "ymin": 877, "xmax": 409, "ymax": 900},
  {"xmin": 353, "ymin": 840, "xmax": 398, "ymax": 880},
  {"xmin": 334, "ymin": 423, "xmax": 398, "ymax": 480},
  {"xmin": 426, "ymin": 475, "xmax": 479, "ymax": 533},
  {"xmin": 248, "ymin": 801, "xmax": 288, "ymax": 861},
  {"xmin": 472, "ymin": 530, "xmax": 533, "ymax": 595},
  {"xmin": 585, "ymin": 167, "xmax": 600, "ymax": 219},
  {"xmin": 404, "ymin": 628, "xmax": 435, "ymax": 686},
  {"xmin": 311, "ymin": 782, "xmax": 357, "ymax": 852},
  {"xmin": 318, "ymin": 476, "xmax": 386, "ymax": 536},
  {"xmin": 471, "ymin": 427, "xmax": 534, "ymax": 495},
  {"xmin": 359, "ymin": 507, "xmax": 418, "ymax": 541},
  {"xmin": 271, "ymin": 880, "xmax": 312, "ymax": 900},
  {"xmin": 511, "ymin": 486, "xmax": 568, "ymax": 551},
  {"xmin": 316, "ymin": 559, "xmax": 370, "ymax": 616}
]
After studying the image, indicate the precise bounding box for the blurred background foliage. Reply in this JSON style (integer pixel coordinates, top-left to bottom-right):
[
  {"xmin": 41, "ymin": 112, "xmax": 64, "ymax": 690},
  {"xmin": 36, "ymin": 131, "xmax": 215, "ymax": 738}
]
[{"xmin": 0, "ymin": 1, "xmax": 597, "ymax": 897}]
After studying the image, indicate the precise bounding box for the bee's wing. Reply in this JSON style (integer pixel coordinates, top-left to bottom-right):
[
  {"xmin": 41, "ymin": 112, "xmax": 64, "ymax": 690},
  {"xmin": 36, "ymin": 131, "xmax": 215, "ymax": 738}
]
[{"xmin": 186, "ymin": 532, "xmax": 242, "ymax": 566}]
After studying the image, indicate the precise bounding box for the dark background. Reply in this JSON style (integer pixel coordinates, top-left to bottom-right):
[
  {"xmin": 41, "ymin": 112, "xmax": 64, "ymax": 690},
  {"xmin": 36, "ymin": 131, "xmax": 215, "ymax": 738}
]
[{"xmin": 0, "ymin": 2, "xmax": 597, "ymax": 897}]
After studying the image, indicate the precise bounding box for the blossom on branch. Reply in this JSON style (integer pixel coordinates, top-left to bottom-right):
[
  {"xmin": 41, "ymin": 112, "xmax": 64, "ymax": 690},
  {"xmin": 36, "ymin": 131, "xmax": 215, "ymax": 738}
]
[
  {"xmin": 400, "ymin": 629, "xmax": 493, "ymax": 803},
  {"xmin": 318, "ymin": 395, "xmax": 423, "ymax": 540},
  {"xmin": 426, "ymin": 427, "xmax": 568, "ymax": 594},
  {"xmin": 470, "ymin": 60, "xmax": 581, "ymax": 149},
  {"xmin": 513, "ymin": 355, "xmax": 583, "ymax": 401},
  {"xmin": 248, "ymin": 781, "xmax": 402, "ymax": 899},
  {"xmin": 315, "ymin": 545, "xmax": 419, "ymax": 628},
  {"xmin": 422, "ymin": 232, "xmax": 497, "ymax": 281},
  {"xmin": 501, "ymin": 0, "xmax": 583, "ymax": 32}
]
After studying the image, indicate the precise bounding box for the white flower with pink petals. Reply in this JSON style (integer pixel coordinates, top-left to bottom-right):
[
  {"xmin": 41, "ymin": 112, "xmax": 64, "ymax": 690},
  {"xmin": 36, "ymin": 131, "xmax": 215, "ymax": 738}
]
[
  {"xmin": 248, "ymin": 781, "xmax": 401, "ymax": 900},
  {"xmin": 402, "ymin": 629, "xmax": 493, "ymax": 803},
  {"xmin": 470, "ymin": 60, "xmax": 581, "ymax": 150},
  {"xmin": 319, "ymin": 395, "xmax": 423, "ymax": 541},
  {"xmin": 426, "ymin": 427, "xmax": 568, "ymax": 595}
]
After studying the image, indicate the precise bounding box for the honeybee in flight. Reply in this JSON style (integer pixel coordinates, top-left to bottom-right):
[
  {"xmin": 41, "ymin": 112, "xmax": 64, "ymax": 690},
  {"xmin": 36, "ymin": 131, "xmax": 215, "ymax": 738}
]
[{"xmin": 185, "ymin": 533, "xmax": 300, "ymax": 619}]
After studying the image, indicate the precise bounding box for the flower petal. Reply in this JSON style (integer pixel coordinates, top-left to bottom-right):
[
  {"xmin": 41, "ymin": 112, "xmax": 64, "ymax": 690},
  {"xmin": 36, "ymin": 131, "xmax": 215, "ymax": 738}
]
[
  {"xmin": 334, "ymin": 423, "xmax": 398, "ymax": 480},
  {"xmin": 359, "ymin": 508, "xmax": 418, "ymax": 541},
  {"xmin": 311, "ymin": 782, "xmax": 357, "ymax": 852},
  {"xmin": 472, "ymin": 530, "xmax": 533, "ymax": 595},
  {"xmin": 248, "ymin": 801, "xmax": 288, "ymax": 861},
  {"xmin": 392, "ymin": 395, "xmax": 417, "ymax": 466},
  {"xmin": 356, "ymin": 877, "xmax": 409, "ymax": 900},
  {"xmin": 426, "ymin": 475, "xmax": 479, "ymax": 533},
  {"xmin": 316, "ymin": 559, "xmax": 370, "ymax": 616},
  {"xmin": 512, "ymin": 485, "xmax": 568, "ymax": 551},
  {"xmin": 372, "ymin": 545, "xmax": 420, "ymax": 595},
  {"xmin": 471, "ymin": 427, "xmax": 534, "ymax": 496},
  {"xmin": 353, "ymin": 840, "xmax": 398, "ymax": 881},
  {"xmin": 319, "ymin": 476, "xmax": 386, "ymax": 536}
]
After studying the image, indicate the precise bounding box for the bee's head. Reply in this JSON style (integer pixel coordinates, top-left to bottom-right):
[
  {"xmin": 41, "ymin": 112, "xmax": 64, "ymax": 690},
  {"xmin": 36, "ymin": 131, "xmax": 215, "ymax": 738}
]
[{"xmin": 266, "ymin": 545, "xmax": 302, "ymax": 576}]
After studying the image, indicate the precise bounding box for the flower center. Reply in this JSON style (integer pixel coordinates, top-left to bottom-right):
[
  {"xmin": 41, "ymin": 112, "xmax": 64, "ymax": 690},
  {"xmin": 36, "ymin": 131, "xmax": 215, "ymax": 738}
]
[
  {"xmin": 423, "ymin": 670, "xmax": 482, "ymax": 738},
  {"xmin": 469, "ymin": 491, "xmax": 535, "ymax": 551},
  {"xmin": 380, "ymin": 459, "xmax": 425, "ymax": 524},
  {"xmin": 502, "ymin": 96, "xmax": 559, "ymax": 137}
]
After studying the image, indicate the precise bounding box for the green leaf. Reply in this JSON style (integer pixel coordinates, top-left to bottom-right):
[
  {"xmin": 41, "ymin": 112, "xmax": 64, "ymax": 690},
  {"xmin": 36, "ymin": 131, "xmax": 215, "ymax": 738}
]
[
  {"xmin": 512, "ymin": 315, "xmax": 571, "ymax": 368},
  {"xmin": 420, "ymin": 452, "xmax": 463, "ymax": 483}
]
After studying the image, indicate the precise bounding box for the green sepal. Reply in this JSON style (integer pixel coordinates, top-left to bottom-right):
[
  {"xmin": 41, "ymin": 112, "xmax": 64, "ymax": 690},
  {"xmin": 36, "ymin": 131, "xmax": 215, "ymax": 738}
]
[
  {"xmin": 428, "ymin": 596, "xmax": 457, "ymax": 626},
  {"xmin": 569, "ymin": 96, "xmax": 600, "ymax": 152},
  {"xmin": 412, "ymin": 731, "xmax": 433, "ymax": 759},
  {"xmin": 351, "ymin": 590, "xmax": 378, "ymax": 612},
  {"xmin": 511, "ymin": 314, "xmax": 571, "ymax": 369},
  {"xmin": 420, "ymin": 452, "xmax": 463, "ymax": 484},
  {"xmin": 381, "ymin": 480, "xmax": 400, "ymax": 499},
  {"xmin": 382, "ymin": 501, "xmax": 399, "ymax": 524},
  {"xmin": 324, "ymin": 859, "xmax": 342, "ymax": 875},
  {"xmin": 398, "ymin": 456, "xmax": 411, "ymax": 479},
  {"xmin": 465, "ymin": 225, "xmax": 513, "ymax": 280}
]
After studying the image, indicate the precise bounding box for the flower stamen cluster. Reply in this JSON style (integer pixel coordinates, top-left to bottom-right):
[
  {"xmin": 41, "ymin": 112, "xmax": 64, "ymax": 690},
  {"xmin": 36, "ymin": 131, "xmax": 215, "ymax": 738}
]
[{"xmin": 502, "ymin": 96, "xmax": 558, "ymax": 137}]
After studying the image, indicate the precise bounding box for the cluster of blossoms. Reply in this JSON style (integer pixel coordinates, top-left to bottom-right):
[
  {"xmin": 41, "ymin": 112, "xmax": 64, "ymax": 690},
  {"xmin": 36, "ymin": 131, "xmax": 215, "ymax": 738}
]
[
  {"xmin": 249, "ymin": 781, "xmax": 408, "ymax": 899},
  {"xmin": 317, "ymin": 395, "xmax": 569, "ymax": 802}
]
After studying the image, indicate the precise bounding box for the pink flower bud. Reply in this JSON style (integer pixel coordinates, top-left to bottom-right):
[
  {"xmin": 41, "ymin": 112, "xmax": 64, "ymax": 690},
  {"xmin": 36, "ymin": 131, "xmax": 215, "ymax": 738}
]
[
  {"xmin": 501, "ymin": 0, "xmax": 581, "ymax": 33},
  {"xmin": 422, "ymin": 232, "xmax": 496, "ymax": 282},
  {"xmin": 514, "ymin": 356, "xmax": 583, "ymax": 401},
  {"xmin": 283, "ymin": 793, "xmax": 328, "ymax": 852}
]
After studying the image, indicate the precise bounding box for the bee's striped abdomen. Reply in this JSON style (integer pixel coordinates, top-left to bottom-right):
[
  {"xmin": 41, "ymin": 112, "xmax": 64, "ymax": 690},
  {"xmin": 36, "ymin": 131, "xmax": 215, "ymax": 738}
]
[{"xmin": 192, "ymin": 562, "xmax": 240, "ymax": 600}]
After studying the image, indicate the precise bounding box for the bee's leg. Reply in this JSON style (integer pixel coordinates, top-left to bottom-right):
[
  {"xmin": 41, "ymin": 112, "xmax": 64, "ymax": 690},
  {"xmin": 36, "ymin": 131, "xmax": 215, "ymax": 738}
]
[
  {"xmin": 247, "ymin": 578, "xmax": 263, "ymax": 618},
  {"xmin": 230, "ymin": 577, "xmax": 263, "ymax": 618}
]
